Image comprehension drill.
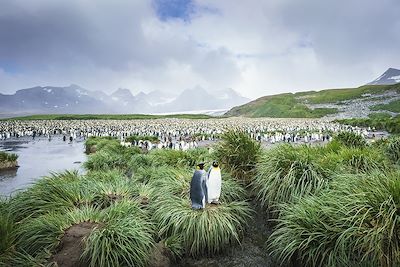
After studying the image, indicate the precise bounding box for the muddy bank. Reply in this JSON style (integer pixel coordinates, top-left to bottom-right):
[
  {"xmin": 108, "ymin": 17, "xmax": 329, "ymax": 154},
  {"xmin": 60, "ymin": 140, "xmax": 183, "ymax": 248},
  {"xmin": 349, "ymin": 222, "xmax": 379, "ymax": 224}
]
[
  {"xmin": 0, "ymin": 160, "xmax": 18, "ymax": 170},
  {"xmin": 49, "ymin": 222, "xmax": 99, "ymax": 267}
]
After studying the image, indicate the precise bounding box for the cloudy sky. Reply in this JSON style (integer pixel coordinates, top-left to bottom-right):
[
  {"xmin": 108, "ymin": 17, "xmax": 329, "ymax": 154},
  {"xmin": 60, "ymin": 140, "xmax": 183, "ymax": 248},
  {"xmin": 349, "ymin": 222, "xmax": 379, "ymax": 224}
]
[{"xmin": 0, "ymin": 0, "xmax": 399, "ymax": 98}]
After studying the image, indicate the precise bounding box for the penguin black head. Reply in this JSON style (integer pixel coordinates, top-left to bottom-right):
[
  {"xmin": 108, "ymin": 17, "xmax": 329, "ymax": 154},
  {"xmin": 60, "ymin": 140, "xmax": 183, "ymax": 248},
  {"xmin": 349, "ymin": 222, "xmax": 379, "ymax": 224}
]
[
  {"xmin": 197, "ymin": 162, "xmax": 205, "ymax": 170},
  {"xmin": 212, "ymin": 161, "xmax": 219, "ymax": 167}
]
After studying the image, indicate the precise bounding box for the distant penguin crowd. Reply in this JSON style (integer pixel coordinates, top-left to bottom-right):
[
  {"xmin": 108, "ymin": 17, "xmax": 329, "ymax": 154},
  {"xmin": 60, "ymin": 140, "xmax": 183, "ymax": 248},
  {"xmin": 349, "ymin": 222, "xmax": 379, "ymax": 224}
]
[{"xmin": 0, "ymin": 118, "xmax": 378, "ymax": 150}]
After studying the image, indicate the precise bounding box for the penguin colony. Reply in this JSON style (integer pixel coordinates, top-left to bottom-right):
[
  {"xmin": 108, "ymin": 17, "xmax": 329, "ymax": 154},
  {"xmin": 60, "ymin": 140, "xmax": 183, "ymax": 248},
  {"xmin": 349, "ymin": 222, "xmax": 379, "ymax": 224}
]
[{"xmin": 0, "ymin": 117, "xmax": 374, "ymax": 151}]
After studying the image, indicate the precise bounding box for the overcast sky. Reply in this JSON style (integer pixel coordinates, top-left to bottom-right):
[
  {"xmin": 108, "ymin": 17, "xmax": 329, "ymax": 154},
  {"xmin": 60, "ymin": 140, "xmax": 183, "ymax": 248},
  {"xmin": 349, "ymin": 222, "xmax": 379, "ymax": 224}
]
[{"xmin": 0, "ymin": 0, "xmax": 399, "ymax": 98}]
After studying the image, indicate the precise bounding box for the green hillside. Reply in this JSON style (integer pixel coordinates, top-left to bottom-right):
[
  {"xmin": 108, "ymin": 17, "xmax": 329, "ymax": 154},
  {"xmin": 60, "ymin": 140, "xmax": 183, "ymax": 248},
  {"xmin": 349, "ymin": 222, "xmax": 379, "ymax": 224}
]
[
  {"xmin": 226, "ymin": 83, "xmax": 400, "ymax": 118},
  {"xmin": 371, "ymin": 99, "xmax": 400, "ymax": 113}
]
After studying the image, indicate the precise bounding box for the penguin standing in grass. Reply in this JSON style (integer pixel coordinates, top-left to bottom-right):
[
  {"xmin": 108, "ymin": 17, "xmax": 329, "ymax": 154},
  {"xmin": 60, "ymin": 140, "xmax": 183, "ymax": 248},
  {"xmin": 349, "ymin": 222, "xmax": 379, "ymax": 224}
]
[
  {"xmin": 190, "ymin": 162, "xmax": 207, "ymax": 210},
  {"xmin": 206, "ymin": 161, "xmax": 222, "ymax": 204}
]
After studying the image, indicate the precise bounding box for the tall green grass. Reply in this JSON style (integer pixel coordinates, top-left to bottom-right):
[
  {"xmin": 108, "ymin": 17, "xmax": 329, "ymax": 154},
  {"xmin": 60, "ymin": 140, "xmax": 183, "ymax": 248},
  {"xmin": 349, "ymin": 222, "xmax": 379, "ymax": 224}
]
[
  {"xmin": 334, "ymin": 131, "xmax": 367, "ymax": 148},
  {"xmin": 0, "ymin": 199, "xmax": 16, "ymax": 262},
  {"xmin": 338, "ymin": 147, "xmax": 390, "ymax": 173},
  {"xmin": 152, "ymin": 196, "xmax": 252, "ymax": 257},
  {"xmin": 252, "ymin": 144, "xmax": 336, "ymax": 212},
  {"xmin": 384, "ymin": 136, "xmax": 400, "ymax": 164},
  {"xmin": 16, "ymin": 201, "xmax": 154, "ymax": 267},
  {"xmin": 270, "ymin": 171, "xmax": 400, "ymax": 267},
  {"xmin": 0, "ymin": 151, "xmax": 18, "ymax": 163},
  {"xmin": 214, "ymin": 130, "xmax": 261, "ymax": 183}
]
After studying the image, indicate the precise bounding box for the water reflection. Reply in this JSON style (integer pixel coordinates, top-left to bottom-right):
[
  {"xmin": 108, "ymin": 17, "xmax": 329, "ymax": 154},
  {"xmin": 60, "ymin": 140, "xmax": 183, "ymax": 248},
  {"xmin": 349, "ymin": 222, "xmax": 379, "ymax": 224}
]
[{"xmin": 0, "ymin": 137, "xmax": 87, "ymax": 196}]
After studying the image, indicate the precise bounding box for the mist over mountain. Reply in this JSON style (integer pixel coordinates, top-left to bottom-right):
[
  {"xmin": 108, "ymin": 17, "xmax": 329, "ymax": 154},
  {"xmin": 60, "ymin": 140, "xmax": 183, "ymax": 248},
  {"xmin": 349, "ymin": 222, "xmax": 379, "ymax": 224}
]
[{"xmin": 0, "ymin": 85, "xmax": 249, "ymax": 116}]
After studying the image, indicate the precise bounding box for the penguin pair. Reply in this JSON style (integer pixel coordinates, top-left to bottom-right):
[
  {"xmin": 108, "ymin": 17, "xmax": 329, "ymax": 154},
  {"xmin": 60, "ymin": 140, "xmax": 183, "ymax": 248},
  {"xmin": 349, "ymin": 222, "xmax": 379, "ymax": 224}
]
[{"xmin": 190, "ymin": 161, "xmax": 222, "ymax": 210}]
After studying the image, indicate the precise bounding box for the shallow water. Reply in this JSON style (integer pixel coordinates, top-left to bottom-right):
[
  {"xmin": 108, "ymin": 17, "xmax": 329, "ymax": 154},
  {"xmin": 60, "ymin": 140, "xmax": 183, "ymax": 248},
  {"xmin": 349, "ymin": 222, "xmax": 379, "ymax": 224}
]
[{"xmin": 0, "ymin": 136, "xmax": 87, "ymax": 197}]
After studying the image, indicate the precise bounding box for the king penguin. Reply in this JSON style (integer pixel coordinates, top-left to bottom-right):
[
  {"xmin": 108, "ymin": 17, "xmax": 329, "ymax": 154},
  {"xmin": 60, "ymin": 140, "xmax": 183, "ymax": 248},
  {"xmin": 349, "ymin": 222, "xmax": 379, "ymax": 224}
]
[
  {"xmin": 206, "ymin": 161, "xmax": 222, "ymax": 204},
  {"xmin": 190, "ymin": 162, "xmax": 207, "ymax": 210}
]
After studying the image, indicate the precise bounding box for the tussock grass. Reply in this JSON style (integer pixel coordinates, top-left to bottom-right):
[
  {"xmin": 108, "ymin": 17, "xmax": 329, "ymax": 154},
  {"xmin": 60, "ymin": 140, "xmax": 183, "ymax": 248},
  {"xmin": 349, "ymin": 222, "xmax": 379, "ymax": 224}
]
[
  {"xmin": 385, "ymin": 136, "xmax": 400, "ymax": 164},
  {"xmin": 84, "ymin": 136, "xmax": 116, "ymax": 153},
  {"xmin": 338, "ymin": 147, "xmax": 390, "ymax": 173},
  {"xmin": 335, "ymin": 131, "xmax": 367, "ymax": 148},
  {"xmin": 9, "ymin": 171, "xmax": 86, "ymax": 221},
  {"xmin": 16, "ymin": 200, "xmax": 154, "ymax": 267},
  {"xmin": 84, "ymin": 146, "xmax": 139, "ymax": 172},
  {"xmin": 162, "ymin": 235, "xmax": 184, "ymax": 260},
  {"xmin": 148, "ymin": 148, "xmax": 211, "ymax": 168},
  {"xmin": 270, "ymin": 171, "xmax": 400, "ymax": 267},
  {"xmin": 0, "ymin": 151, "xmax": 18, "ymax": 163},
  {"xmin": 252, "ymin": 144, "xmax": 335, "ymax": 212},
  {"xmin": 214, "ymin": 130, "xmax": 261, "ymax": 184},
  {"xmin": 152, "ymin": 196, "xmax": 252, "ymax": 257},
  {"xmin": 125, "ymin": 134, "xmax": 159, "ymax": 143},
  {"xmin": 0, "ymin": 199, "xmax": 16, "ymax": 261}
]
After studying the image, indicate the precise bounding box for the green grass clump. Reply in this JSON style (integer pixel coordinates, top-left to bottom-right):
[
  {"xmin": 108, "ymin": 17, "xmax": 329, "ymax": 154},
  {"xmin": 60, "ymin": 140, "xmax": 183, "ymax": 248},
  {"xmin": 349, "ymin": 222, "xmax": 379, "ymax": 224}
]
[
  {"xmin": 214, "ymin": 130, "xmax": 261, "ymax": 184},
  {"xmin": 126, "ymin": 134, "xmax": 159, "ymax": 143},
  {"xmin": 335, "ymin": 131, "xmax": 367, "ymax": 148},
  {"xmin": 338, "ymin": 147, "xmax": 390, "ymax": 173},
  {"xmin": 252, "ymin": 144, "xmax": 335, "ymax": 212},
  {"xmin": 84, "ymin": 144, "xmax": 140, "ymax": 172},
  {"xmin": 384, "ymin": 136, "xmax": 400, "ymax": 164},
  {"xmin": 152, "ymin": 196, "xmax": 252, "ymax": 257},
  {"xmin": 0, "ymin": 151, "xmax": 18, "ymax": 163},
  {"xmin": 84, "ymin": 136, "xmax": 116, "ymax": 153},
  {"xmin": 147, "ymin": 148, "xmax": 211, "ymax": 168},
  {"xmin": 0, "ymin": 199, "xmax": 16, "ymax": 260},
  {"xmin": 8, "ymin": 171, "xmax": 86, "ymax": 221},
  {"xmin": 337, "ymin": 115, "xmax": 400, "ymax": 134},
  {"xmin": 269, "ymin": 171, "xmax": 400, "ymax": 267},
  {"xmin": 16, "ymin": 201, "xmax": 154, "ymax": 267}
]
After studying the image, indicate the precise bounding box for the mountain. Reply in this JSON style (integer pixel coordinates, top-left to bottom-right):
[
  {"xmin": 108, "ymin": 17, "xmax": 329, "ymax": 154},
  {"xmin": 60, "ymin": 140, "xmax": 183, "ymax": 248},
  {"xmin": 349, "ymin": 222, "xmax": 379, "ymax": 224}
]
[
  {"xmin": 0, "ymin": 85, "xmax": 248, "ymax": 116},
  {"xmin": 105, "ymin": 88, "xmax": 151, "ymax": 114},
  {"xmin": 0, "ymin": 85, "xmax": 110, "ymax": 115},
  {"xmin": 226, "ymin": 83, "xmax": 400, "ymax": 119},
  {"xmin": 160, "ymin": 87, "xmax": 249, "ymax": 112},
  {"xmin": 367, "ymin": 68, "xmax": 400, "ymax": 85},
  {"xmin": 135, "ymin": 90, "xmax": 176, "ymax": 106}
]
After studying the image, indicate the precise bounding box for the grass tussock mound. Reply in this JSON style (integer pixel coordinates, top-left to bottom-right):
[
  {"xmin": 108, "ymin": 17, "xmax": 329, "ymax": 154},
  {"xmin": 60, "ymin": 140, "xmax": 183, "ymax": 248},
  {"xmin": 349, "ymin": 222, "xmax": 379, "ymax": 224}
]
[
  {"xmin": 252, "ymin": 144, "xmax": 335, "ymax": 212},
  {"xmin": 338, "ymin": 146, "xmax": 390, "ymax": 173},
  {"xmin": 269, "ymin": 171, "xmax": 400, "ymax": 267},
  {"xmin": 16, "ymin": 201, "xmax": 154, "ymax": 267},
  {"xmin": 214, "ymin": 130, "xmax": 261, "ymax": 184},
  {"xmin": 152, "ymin": 196, "xmax": 252, "ymax": 257},
  {"xmin": 384, "ymin": 136, "xmax": 400, "ymax": 164},
  {"xmin": 334, "ymin": 131, "xmax": 367, "ymax": 148}
]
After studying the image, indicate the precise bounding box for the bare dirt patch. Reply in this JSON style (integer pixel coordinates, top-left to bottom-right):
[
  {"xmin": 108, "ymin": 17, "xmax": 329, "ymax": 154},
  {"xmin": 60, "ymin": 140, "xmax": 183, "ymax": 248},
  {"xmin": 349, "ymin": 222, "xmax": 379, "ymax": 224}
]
[
  {"xmin": 149, "ymin": 242, "xmax": 171, "ymax": 267},
  {"xmin": 49, "ymin": 221, "xmax": 98, "ymax": 267}
]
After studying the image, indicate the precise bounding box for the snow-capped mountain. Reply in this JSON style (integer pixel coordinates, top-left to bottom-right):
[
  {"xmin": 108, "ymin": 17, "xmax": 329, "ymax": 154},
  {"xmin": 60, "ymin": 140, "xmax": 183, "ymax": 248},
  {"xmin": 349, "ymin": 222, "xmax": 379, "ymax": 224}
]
[
  {"xmin": 135, "ymin": 90, "xmax": 176, "ymax": 106},
  {"xmin": 107, "ymin": 88, "xmax": 151, "ymax": 113},
  {"xmin": 367, "ymin": 68, "xmax": 400, "ymax": 85},
  {"xmin": 0, "ymin": 85, "xmax": 111, "ymax": 114},
  {"xmin": 0, "ymin": 85, "xmax": 249, "ymax": 116}
]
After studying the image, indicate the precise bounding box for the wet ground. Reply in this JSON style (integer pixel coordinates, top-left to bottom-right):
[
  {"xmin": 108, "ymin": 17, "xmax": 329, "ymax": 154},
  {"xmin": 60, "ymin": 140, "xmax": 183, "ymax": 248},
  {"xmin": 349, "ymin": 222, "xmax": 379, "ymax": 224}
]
[{"xmin": 0, "ymin": 136, "xmax": 86, "ymax": 197}]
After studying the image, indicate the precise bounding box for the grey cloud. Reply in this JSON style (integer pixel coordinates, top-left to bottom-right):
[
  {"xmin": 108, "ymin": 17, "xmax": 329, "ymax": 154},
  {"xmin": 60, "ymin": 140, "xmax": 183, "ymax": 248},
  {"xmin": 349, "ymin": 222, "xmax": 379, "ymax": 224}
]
[{"xmin": 0, "ymin": 0, "xmax": 399, "ymax": 98}]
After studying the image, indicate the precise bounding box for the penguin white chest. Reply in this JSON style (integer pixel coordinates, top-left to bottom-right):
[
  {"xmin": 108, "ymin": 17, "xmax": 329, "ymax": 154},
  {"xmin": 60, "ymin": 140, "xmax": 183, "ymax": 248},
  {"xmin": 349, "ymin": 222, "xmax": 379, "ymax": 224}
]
[{"xmin": 207, "ymin": 167, "xmax": 222, "ymax": 203}]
